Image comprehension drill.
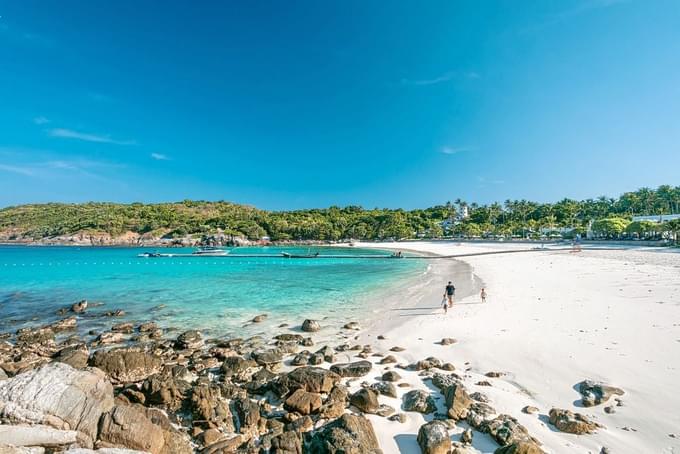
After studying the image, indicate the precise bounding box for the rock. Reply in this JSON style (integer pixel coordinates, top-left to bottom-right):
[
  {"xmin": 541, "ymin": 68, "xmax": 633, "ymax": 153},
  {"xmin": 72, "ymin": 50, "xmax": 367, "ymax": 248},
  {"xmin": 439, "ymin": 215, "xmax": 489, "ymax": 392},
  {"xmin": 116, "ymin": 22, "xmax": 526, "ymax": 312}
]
[
  {"xmin": 199, "ymin": 428, "xmax": 224, "ymax": 446},
  {"xmin": 201, "ymin": 435, "xmax": 245, "ymax": 454},
  {"xmin": 350, "ymin": 388, "xmax": 379, "ymax": 414},
  {"xmin": 604, "ymin": 406, "xmax": 615, "ymax": 414},
  {"xmin": 274, "ymin": 333, "xmax": 303, "ymax": 343},
  {"xmin": 461, "ymin": 428, "xmax": 473, "ymax": 444},
  {"xmin": 379, "ymin": 355, "xmax": 397, "ymax": 365},
  {"xmin": 291, "ymin": 353, "xmax": 309, "ymax": 366},
  {"xmin": 301, "ymin": 319, "xmax": 321, "ymax": 333},
  {"xmin": 381, "ymin": 371, "xmax": 401, "ymax": 382},
  {"xmin": 330, "ymin": 360, "xmax": 372, "ymax": 378},
  {"xmin": 318, "ymin": 384, "xmax": 349, "ymax": 419},
  {"xmin": 402, "ymin": 390, "xmax": 436, "ymax": 414},
  {"xmin": 252, "ymin": 348, "xmax": 284, "ymax": 366},
  {"xmin": 60, "ymin": 449, "xmax": 149, "ymax": 454},
  {"xmin": 252, "ymin": 314, "xmax": 268, "ymax": 323},
  {"xmin": 549, "ymin": 408, "xmax": 602, "ymax": 434},
  {"xmin": 417, "ymin": 420, "xmax": 451, "ymax": 454},
  {"xmin": 0, "ymin": 362, "xmax": 114, "ymax": 445},
  {"xmin": 284, "ymin": 389, "xmax": 323, "ymax": 415},
  {"xmin": 104, "ymin": 309, "xmax": 126, "ymax": 317},
  {"xmin": 440, "ymin": 363, "xmax": 455, "ymax": 371},
  {"xmin": 440, "ymin": 338, "xmax": 457, "ymax": 345},
  {"xmin": 413, "ymin": 357, "xmax": 442, "ymax": 371},
  {"xmin": 98, "ymin": 404, "xmax": 165, "ymax": 454},
  {"xmin": 343, "ymin": 322, "xmax": 360, "ymax": 330},
  {"xmin": 444, "ymin": 384, "xmax": 473, "ymax": 420},
  {"xmin": 470, "ymin": 392, "xmax": 489, "ymax": 403},
  {"xmin": 232, "ymin": 397, "xmax": 261, "ymax": 434},
  {"xmin": 90, "ymin": 348, "xmax": 162, "ymax": 383},
  {"xmin": 175, "ymin": 330, "xmax": 203, "ymax": 350},
  {"xmin": 370, "ymin": 382, "xmax": 397, "ymax": 398},
  {"xmin": 577, "ymin": 380, "xmax": 624, "ymax": 407},
  {"xmin": 51, "ymin": 317, "xmax": 77, "ymax": 332},
  {"xmin": 221, "ymin": 356, "xmax": 256, "ymax": 378},
  {"xmin": 16, "ymin": 327, "xmax": 55, "ymax": 346},
  {"xmin": 0, "ymin": 424, "xmax": 77, "ymax": 447},
  {"xmin": 480, "ymin": 414, "xmax": 539, "ymax": 446},
  {"xmin": 280, "ymin": 367, "xmax": 341, "ymax": 395},
  {"xmin": 431, "ymin": 373, "xmax": 461, "ymax": 391},
  {"xmin": 307, "ymin": 414, "xmax": 381, "ymax": 454},
  {"xmin": 485, "ymin": 371, "xmax": 504, "ymax": 378},
  {"xmin": 522, "ymin": 406, "xmax": 539, "ymax": 415},
  {"xmin": 97, "ymin": 332, "xmax": 125, "ymax": 345},
  {"xmin": 111, "ymin": 323, "xmax": 134, "ymax": 333},
  {"xmin": 141, "ymin": 374, "xmax": 188, "ymax": 410},
  {"xmin": 390, "ymin": 346, "xmax": 405, "ymax": 352},
  {"xmin": 0, "ymin": 369, "xmax": 7, "ymax": 381},
  {"xmin": 315, "ymin": 346, "xmax": 335, "ymax": 363},
  {"xmin": 375, "ymin": 404, "xmax": 395, "ymax": 417},
  {"xmin": 191, "ymin": 383, "xmax": 234, "ymax": 431},
  {"xmin": 138, "ymin": 322, "xmax": 158, "ymax": 332},
  {"xmin": 388, "ymin": 413, "xmax": 407, "ymax": 423},
  {"xmin": 54, "ymin": 344, "xmax": 89, "ymax": 369},
  {"xmin": 494, "ymin": 442, "xmax": 544, "ymax": 454},
  {"xmin": 71, "ymin": 300, "xmax": 88, "ymax": 313},
  {"xmin": 270, "ymin": 430, "xmax": 302, "ymax": 454}
]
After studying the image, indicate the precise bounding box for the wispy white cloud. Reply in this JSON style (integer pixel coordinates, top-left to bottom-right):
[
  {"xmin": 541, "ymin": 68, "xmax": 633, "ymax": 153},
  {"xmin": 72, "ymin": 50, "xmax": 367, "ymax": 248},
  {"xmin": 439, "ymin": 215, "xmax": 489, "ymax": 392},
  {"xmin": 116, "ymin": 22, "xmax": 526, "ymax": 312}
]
[
  {"xmin": 33, "ymin": 116, "xmax": 50, "ymax": 125},
  {"xmin": 402, "ymin": 71, "xmax": 480, "ymax": 86},
  {"xmin": 440, "ymin": 146, "xmax": 476, "ymax": 155},
  {"xmin": 150, "ymin": 152, "xmax": 170, "ymax": 161},
  {"xmin": 48, "ymin": 128, "xmax": 137, "ymax": 146},
  {"xmin": 0, "ymin": 163, "xmax": 35, "ymax": 176}
]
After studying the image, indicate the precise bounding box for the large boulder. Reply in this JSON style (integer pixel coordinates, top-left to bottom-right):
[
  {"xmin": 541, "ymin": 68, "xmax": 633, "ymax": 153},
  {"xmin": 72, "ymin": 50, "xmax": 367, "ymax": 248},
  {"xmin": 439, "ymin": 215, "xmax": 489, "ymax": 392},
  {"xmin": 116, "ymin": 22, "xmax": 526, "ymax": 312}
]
[
  {"xmin": 0, "ymin": 424, "xmax": 77, "ymax": 447},
  {"xmin": 417, "ymin": 421, "xmax": 451, "ymax": 454},
  {"xmin": 350, "ymin": 388, "xmax": 379, "ymax": 414},
  {"xmin": 577, "ymin": 380, "xmax": 624, "ymax": 407},
  {"xmin": 191, "ymin": 383, "xmax": 233, "ymax": 431},
  {"xmin": 0, "ymin": 362, "xmax": 113, "ymax": 444},
  {"xmin": 307, "ymin": 414, "xmax": 382, "ymax": 453},
  {"xmin": 276, "ymin": 367, "xmax": 341, "ymax": 397},
  {"xmin": 444, "ymin": 384, "xmax": 472, "ymax": 420},
  {"xmin": 221, "ymin": 356, "xmax": 256, "ymax": 379},
  {"xmin": 330, "ymin": 361, "xmax": 372, "ymax": 378},
  {"xmin": 284, "ymin": 389, "xmax": 323, "ymax": 415},
  {"xmin": 141, "ymin": 373, "xmax": 189, "ymax": 410},
  {"xmin": 270, "ymin": 430, "xmax": 302, "ymax": 454},
  {"xmin": 98, "ymin": 404, "xmax": 165, "ymax": 454},
  {"xmin": 481, "ymin": 414, "xmax": 540, "ymax": 446},
  {"xmin": 548, "ymin": 408, "xmax": 602, "ymax": 434},
  {"xmin": 90, "ymin": 348, "xmax": 162, "ymax": 384},
  {"xmin": 301, "ymin": 320, "xmax": 321, "ymax": 333},
  {"xmin": 232, "ymin": 397, "xmax": 261, "ymax": 435},
  {"xmin": 402, "ymin": 390, "xmax": 436, "ymax": 414}
]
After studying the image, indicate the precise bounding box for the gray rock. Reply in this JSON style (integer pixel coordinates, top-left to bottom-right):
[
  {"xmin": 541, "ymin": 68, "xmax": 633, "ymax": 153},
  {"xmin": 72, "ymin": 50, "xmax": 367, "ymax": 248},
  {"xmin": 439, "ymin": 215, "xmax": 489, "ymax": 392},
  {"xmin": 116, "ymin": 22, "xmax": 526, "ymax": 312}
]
[
  {"xmin": 494, "ymin": 441, "xmax": 544, "ymax": 454},
  {"xmin": 417, "ymin": 421, "xmax": 451, "ymax": 454},
  {"xmin": 301, "ymin": 319, "xmax": 321, "ymax": 333},
  {"xmin": 54, "ymin": 344, "xmax": 89, "ymax": 369},
  {"xmin": 0, "ymin": 362, "xmax": 114, "ymax": 445},
  {"xmin": 71, "ymin": 300, "xmax": 88, "ymax": 313},
  {"xmin": 402, "ymin": 390, "xmax": 436, "ymax": 414},
  {"xmin": 549, "ymin": 408, "xmax": 602, "ymax": 434},
  {"xmin": 175, "ymin": 330, "xmax": 203, "ymax": 350},
  {"xmin": 370, "ymin": 381, "xmax": 397, "ymax": 398},
  {"xmin": 330, "ymin": 360, "xmax": 372, "ymax": 378},
  {"xmin": 307, "ymin": 414, "xmax": 381, "ymax": 454},
  {"xmin": 90, "ymin": 348, "xmax": 162, "ymax": 383},
  {"xmin": 444, "ymin": 384, "xmax": 473, "ymax": 420},
  {"xmin": 381, "ymin": 371, "xmax": 401, "ymax": 382},
  {"xmin": 480, "ymin": 414, "xmax": 540, "ymax": 446},
  {"xmin": 578, "ymin": 380, "xmax": 624, "ymax": 407},
  {"xmin": 0, "ymin": 425, "xmax": 77, "ymax": 447}
]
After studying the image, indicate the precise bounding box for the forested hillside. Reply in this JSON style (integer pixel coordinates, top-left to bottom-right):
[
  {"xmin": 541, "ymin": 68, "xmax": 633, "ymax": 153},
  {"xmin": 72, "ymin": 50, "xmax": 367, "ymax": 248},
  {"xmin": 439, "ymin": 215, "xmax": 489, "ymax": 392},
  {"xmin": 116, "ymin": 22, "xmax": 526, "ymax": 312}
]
[{"xmin": 1, "ymin": 185, "xmax": 679, "ymax": 243}]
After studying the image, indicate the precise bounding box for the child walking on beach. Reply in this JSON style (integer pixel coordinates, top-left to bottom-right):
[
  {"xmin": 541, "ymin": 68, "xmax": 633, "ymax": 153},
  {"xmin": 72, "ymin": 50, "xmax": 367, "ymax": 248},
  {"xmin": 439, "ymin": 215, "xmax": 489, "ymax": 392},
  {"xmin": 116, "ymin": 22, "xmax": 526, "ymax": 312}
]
[
  {"xmin": 442, "ymin": 297, "xmax": 448, "ymax": 314},
  {"xmin": 480, "ymin": 288, "xmax": 487, "ymax": 303}
]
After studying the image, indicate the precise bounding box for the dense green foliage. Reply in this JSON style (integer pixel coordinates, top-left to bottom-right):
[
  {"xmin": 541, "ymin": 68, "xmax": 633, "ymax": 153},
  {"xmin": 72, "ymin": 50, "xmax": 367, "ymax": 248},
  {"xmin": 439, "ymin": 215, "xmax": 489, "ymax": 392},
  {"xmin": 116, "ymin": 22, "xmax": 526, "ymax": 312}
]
[{"xmin": 1, "ymin": 185, "xmax": 679, "ymax": 242}]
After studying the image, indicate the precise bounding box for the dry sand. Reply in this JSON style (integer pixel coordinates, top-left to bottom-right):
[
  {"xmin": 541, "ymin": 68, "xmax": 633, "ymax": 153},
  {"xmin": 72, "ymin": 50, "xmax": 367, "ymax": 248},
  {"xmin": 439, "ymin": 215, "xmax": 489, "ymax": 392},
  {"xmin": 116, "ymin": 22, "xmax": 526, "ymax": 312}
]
[{"xmin": 348, "ymin": 241, "xmax": 680, "ymax": 453}]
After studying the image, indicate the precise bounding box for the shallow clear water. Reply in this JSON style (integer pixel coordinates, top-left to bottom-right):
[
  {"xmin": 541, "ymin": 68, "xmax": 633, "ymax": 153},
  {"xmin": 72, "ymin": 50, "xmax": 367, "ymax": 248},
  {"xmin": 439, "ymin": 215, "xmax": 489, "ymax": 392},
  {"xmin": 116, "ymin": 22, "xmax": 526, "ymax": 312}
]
[{"xmin": 0, "ymin": 245, "xmax": 425, "ymax": 338}]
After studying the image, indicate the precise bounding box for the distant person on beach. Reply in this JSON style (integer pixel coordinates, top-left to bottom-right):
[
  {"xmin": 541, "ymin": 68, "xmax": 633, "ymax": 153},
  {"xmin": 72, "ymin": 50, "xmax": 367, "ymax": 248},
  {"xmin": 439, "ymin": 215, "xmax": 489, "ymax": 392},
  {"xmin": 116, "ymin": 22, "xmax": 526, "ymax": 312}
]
[
  {"xmin": 444, "ymin": 281, "xmax": 456, "ymax": 307},
  {"xmin": 480, "ymin": 288, "xmax": 487, "ymax": 303}
]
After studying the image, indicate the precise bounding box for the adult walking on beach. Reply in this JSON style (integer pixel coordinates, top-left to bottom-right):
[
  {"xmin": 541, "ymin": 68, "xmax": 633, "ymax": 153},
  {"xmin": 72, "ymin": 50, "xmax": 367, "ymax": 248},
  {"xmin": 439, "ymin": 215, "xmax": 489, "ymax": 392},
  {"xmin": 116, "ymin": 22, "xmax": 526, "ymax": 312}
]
[{"xmin": 444, "ymin": 281, "xmax": 456, "ymax": 308}]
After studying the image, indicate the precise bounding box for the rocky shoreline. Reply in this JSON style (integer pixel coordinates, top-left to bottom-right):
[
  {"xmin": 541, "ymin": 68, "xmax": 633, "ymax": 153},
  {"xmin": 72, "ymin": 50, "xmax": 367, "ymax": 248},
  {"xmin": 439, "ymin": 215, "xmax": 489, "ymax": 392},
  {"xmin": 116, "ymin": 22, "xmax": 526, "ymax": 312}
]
[{"xmin": 0, "ymin": 299, "xmax": 621, "ymax": 454}]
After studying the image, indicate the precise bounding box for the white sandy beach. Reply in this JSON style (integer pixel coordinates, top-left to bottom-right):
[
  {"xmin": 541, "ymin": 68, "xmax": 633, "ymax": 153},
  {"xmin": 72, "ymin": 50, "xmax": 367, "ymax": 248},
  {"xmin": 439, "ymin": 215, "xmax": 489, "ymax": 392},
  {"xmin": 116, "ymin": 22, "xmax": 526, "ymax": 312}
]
[{"xmin": 345, "ymin": 241, "xmax": 680, "ymax": 454}]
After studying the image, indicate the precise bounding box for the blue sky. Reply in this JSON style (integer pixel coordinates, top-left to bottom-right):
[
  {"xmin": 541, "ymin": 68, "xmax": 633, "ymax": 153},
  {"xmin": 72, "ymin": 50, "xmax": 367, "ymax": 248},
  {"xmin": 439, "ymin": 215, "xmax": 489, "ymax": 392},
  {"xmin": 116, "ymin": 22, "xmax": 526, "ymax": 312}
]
[{"xmin": 1, "ymin": 0, "xmax": 678, "ymax": 210}]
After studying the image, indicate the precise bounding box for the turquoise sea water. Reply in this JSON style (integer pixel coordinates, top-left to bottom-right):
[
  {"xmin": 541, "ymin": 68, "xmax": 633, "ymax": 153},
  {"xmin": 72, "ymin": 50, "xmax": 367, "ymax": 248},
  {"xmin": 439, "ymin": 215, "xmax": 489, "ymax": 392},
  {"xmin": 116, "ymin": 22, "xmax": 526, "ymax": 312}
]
[{"xmin": 0, "ymin": 246, "xmax": 425, "ymax": 338}]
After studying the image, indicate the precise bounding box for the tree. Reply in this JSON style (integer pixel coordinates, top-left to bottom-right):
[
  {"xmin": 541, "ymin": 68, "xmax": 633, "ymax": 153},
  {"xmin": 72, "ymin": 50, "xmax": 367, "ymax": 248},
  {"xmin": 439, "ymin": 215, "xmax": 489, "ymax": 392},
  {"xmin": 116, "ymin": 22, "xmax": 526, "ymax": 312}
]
[{"xmin": 591, "ymin": 218, "xmax": 630, "ymax": 239}]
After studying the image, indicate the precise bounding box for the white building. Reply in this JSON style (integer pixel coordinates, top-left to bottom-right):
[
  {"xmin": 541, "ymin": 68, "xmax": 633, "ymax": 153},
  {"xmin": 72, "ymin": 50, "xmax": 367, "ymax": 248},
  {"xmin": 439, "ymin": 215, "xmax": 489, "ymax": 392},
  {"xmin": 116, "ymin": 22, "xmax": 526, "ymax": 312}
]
[{"xmin": 632, "ymin": 214, "xmax": 680, "ymax": 223}]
